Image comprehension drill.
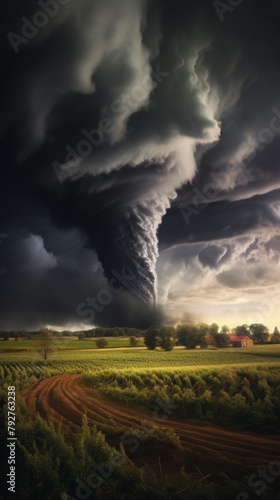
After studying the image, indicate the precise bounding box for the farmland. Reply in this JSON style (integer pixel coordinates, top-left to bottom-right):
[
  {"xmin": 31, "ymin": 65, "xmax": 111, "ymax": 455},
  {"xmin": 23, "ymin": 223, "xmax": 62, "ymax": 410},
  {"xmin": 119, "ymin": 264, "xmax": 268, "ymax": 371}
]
[
  {"xmin": 0, "ymin": 343, "xmax": 280, "ymax": 499},
  {"xmin": 0, "ymin": 340, "xmax": 279, "ymax": 364},
  {"xmin": 0, "ymin": 336, "xmax": 145, "ymax": 351}
]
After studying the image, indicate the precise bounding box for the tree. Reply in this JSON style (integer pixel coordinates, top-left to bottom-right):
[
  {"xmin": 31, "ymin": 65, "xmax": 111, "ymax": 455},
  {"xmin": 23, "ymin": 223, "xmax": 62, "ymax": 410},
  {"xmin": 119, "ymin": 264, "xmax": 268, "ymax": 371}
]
[
  {"xmin": 177, "ymin": 324, "xmax": 195, "ymax": 348},
  {"xmin": 209, "ymin": 323, "xmax": 219, "ymax": 335},
  {"xmin": 129, "ymin": 336, "xmax": 139, "ymax": 347},
  {"xmin": 113, "ymin": 328, "xmax": 125, "ymax": 337},
  {"xmin": 271, "ymin": 327, "xmax": 280, "ymax": 344},
  {"xmin": 2, "ymin": 332, "xmax": 9, "ymax": 341},
  {"xmin": 214, "ymin": 333, "xmax": 230, "ymax": 348},
  {"xmin": 234, "ymin": 324, "xmax": 250, "ymax": 337},
  {"xmin": 197, "ymin": 323, "xmax": 209, "ymax": 336},
  {"xmin": 95, "ymin": 338, "xmax": 108, "ymax": 349},
  {"xmin": 144, "ymin": 326, "xmax": 159, "ymax": 350},
  {"xmin": 158, "ymin": 326, "xmax": 175, "ymax": 351},
  {"xmin": 199, "ymin": 332, "xmax": 208, "ymax": 349},
  {"xmin": 37, "ymin": 328, "xmax": 56, "ymax": 360},
  {"xmin": 176, "ymin": 324, "xmax": 207, "ymax": 349},
  {"xmin": 221, "ymin": 325, "xmax": 229, "ymax": 335},
  {"xmin": 78, "ymin": 332, "xmax": 86, "ymax": 340},
  {"xmin": 249, "ymin": 323, "xmax": 269, "ymax": 344}
]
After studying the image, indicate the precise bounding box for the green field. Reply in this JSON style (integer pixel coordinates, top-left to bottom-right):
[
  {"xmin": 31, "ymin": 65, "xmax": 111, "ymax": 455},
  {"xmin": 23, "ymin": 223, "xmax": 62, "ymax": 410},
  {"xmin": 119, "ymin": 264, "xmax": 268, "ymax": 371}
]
[
  {"xmin": 0, "ymin": 342, "xmax": 279, "ymax": 370},
  {"xmin": 0, "ymin": 336, "xmax": 145, "ymax": 351},
  {"xmin": 2, "ymin": 343, "xmax": 279, "ymax": 433},
  {"xmin": 1, "ymin": 343, "xmax": 280, "ymax": 435},
  {"xmin": 1, "ymin": 344, "xmax": 280, "ymax": 499}
]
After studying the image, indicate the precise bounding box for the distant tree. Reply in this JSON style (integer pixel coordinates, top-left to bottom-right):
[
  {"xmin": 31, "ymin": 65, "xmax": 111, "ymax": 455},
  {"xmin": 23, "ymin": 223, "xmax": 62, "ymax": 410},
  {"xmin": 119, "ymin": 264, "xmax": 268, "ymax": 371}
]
[
  {"xmin": 78, "ymin": 332, "xmax": 86, "ymax": 340},
  {"xmin": 177, "ymin": 324, "xmax": 195, "ymax": 348},
  {"xmin": 214, "ymin": 333, "xmax": 230, "ymax": 348},
  {"xmin": 209, "ymin": 323, "xmax": 219, "ymax": 335},
  {"xmin": 2, "ymin": 332, "xmax": 9, "ymax": 341},
  {"xmin": 158, "ymin": 326, "xmax": 175, "ymax": 351},
  {"xmin": 37, "ymin": 328, "xmax": 56, "ymax": 360},
  {"xmin": 197, "ymin": 323, "xmax": 209, "ymax": 336},
  {"xmin": 249, "ymin": 324, "xmax": 269, "ymax": 344},
  {"xmin": 95, "ymin": 338, "xmax": 108, "ymax": 349},
  {"xmin": 144, "ymin": 326, "xmax": 159, "ymax": 350},
  {"xmin": 129, "ymin": 337, "xmax": 139, "ymax": 347},
  {"xmin": 111, "ymin": 328, "xmax": 120, "ymax": 337},
  {"xmin": 61, "ymin": 330, "xmax": 72, "ymax": 337},
  {"xmin": 177, "ymin": 324, "xmax": 207, "ymax": 349},
  {"xmin": 204, "ymin": 333, "xmax": 216, "ymax": 347},
  {"xmin": 234, "ymin": 324, "xmax": 250, "ymax": 337},
  {"xmin": 221, "ymin": 325, "xmax": 229, "ymax": 335},
  {"xmin": 271, "ymin": 327, "xmax": 280, "ymax": 344},
  {"xmin": 199, "ymin": 333, "xmax": 208, "ymax": 349},
  {"xmin": 14, "ymin": 332, "xmax": 21, "ymax": 341},
  {"xmin": 84, "ymin": 329, "xmax": 95, "ymax": 338}
]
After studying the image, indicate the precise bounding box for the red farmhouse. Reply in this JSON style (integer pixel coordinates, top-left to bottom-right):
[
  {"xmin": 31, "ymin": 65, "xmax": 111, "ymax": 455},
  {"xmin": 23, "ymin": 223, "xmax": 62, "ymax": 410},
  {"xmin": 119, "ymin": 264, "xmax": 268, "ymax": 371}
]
[{"xmin": 228, "ymin": 335, "xmax": 254, "ymax": 348}]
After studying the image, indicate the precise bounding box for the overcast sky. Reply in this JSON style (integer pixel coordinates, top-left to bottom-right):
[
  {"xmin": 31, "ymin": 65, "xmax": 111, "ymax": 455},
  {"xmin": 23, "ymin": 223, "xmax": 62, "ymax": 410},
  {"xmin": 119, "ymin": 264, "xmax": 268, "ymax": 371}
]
[{"xmin": 1, "ymin": 0, "xmax": 280, "ymax": 330}]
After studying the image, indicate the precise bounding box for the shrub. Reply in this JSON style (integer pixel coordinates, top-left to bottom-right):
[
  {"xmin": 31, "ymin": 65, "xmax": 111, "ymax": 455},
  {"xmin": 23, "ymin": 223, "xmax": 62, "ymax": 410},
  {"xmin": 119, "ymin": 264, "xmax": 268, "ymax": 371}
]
[
  {"xmin": 129, "ymin": 337, "xmax": 138, "ymax": 347},
  {"xmin": 95, "ymin": 338, "xmax": 108, "ymax": 349}
]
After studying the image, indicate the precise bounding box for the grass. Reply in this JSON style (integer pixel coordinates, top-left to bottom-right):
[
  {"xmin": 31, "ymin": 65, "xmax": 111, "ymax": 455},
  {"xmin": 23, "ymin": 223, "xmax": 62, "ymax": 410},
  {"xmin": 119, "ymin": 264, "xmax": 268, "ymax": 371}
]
[
  {"xmin": 0, "ymin": 336, "xmax": 145, "ymax": 351},
  {"xmin": 0, "ymin": 341, "xmax": 279, "ymax": 362}
]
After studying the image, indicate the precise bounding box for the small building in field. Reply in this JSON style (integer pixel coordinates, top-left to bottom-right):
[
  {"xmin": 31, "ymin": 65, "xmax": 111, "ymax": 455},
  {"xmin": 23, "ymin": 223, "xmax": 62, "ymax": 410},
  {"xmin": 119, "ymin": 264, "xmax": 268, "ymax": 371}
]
[{"xmin": 228, "ymin": 335, "xmax": 254, "ymax": 348}]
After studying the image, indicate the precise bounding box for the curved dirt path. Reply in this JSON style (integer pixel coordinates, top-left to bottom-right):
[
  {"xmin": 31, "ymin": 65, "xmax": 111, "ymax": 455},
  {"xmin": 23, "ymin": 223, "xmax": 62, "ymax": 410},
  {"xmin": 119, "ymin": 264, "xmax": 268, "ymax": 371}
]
[{"xmin": 26, "ymin": 374, "xmax": 280, "ymax": 466}]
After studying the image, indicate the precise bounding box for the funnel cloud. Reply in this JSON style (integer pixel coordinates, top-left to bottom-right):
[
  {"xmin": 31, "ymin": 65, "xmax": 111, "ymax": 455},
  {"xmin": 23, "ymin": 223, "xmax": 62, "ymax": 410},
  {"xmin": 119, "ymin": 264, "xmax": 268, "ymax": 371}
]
[{"xmin": 1, "ymin": 0, "xmax": 280, "ymax": 329}]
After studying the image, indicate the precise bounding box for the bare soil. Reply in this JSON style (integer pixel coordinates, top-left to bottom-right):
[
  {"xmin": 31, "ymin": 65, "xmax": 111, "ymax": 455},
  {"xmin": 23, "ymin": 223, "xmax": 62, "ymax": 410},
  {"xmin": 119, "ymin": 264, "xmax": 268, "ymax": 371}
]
[{"xmin": 25, "ymin": 374, "xmax": 280, "ymax": 471}]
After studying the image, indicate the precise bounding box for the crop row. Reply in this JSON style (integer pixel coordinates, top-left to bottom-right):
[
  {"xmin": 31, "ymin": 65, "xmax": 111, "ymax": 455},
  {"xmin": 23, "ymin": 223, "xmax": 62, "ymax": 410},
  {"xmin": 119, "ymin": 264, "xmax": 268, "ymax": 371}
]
[{"xmin": 84, "ymin": 365, "xmax": 280, "ymax": 434}]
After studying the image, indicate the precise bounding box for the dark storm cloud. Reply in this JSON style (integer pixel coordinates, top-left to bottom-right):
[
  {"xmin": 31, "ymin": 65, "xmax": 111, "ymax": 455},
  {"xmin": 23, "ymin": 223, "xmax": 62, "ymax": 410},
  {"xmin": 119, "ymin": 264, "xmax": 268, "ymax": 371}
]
[
  {"xmin": 0, "ymin": 227, "xmax": 162, "ymax": 329},
  {"xmin": 159, "ymin": 189, "xmax": 280, "ymax": 248},
  {"xmin": 1, "ymin": 0, "xmax": 280, "ymax": 328}
]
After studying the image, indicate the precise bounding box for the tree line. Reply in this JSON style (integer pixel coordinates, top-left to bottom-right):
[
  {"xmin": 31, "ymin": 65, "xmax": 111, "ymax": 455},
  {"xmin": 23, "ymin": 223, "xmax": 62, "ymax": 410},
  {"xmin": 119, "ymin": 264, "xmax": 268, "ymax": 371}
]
[
  {"xmin": 143, "ymin": 323, "xmax": 280, "ymax": 351},
  {"xmin": 1, "ymin": 323, "xmax": 280, "ymax": 351},
  {"xmin": 0, "ymin": 326, "xmax": 144, "ymax": 340}
]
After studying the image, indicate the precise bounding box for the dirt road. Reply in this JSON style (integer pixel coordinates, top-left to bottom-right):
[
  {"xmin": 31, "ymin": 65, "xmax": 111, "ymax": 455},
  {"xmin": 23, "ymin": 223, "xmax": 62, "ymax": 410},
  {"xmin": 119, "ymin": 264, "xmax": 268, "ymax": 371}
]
[{"xmin": 26, "ymin": 374, "xmax": 280, "ymax": 467}]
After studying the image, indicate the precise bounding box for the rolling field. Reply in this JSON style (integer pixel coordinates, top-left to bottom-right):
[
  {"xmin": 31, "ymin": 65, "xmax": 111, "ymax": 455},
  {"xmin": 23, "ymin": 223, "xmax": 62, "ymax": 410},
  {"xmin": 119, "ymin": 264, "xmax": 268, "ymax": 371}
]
[{"xmin": 1, "ymin": 343, "xmax": 280, "ymax": 499}]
